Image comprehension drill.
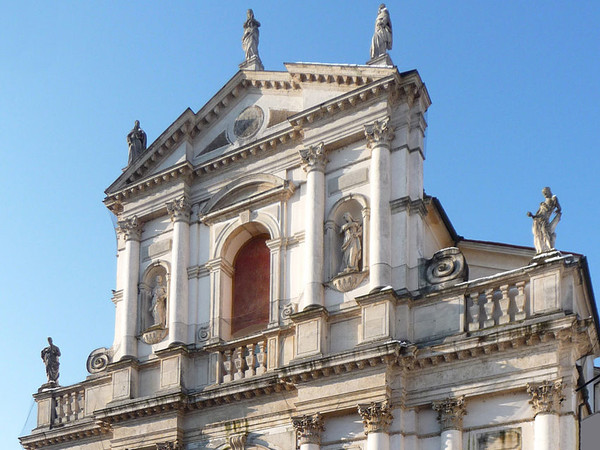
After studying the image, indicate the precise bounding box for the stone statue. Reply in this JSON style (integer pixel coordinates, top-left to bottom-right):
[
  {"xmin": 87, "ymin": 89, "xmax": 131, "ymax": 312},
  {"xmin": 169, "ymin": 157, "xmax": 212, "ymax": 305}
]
[
  {"xmin": 242, "ymin": 9, "xmax": 261, "ymax": 62},
  {"xmin": 149, "ymin": 275, "xmax": 167, "ymax": 328},
  {"xmin": 527, "ymin": 187, "xmax": 561, "ymax": 254},
  {"xmin": 41, "ymin": 337, "xmax": 61, "ymax": 385},
  {"xmin": 370, "ymin": 4, "xmax": 393, "ymax": 60},
  {"xmin": 127, "ymin": 120, "xmax": 147, "ymax": 166},
  {"xmin": 339, "ymin": 213, "xmax": 362, "ymax": 274}
]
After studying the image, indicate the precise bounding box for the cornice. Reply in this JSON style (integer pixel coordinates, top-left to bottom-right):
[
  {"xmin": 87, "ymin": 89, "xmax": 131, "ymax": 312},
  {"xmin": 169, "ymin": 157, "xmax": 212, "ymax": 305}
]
[{"xmin": 19, "ymin": 419, "xmax": 111, "ymax": 450}]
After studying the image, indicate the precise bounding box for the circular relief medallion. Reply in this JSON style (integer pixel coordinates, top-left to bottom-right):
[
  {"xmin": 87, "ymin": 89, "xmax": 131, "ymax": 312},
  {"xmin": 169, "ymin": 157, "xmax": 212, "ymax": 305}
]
[{"xmin": 233, "ymin": 106, "xmax": 264, "ymax": 139}]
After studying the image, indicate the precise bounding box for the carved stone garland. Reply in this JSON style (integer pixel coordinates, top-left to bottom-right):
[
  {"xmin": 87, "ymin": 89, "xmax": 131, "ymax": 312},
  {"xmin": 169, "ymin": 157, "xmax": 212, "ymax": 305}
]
[
  {"xmin": 432, "ymin": 396, "xmax": 467, "ymax": 431},
  {"xmin": 357, "ymin": 400, "xmax": 393, "ymax": 434},
  {"xmin": 527, "ymin": 379, "xmax": 565, "ymax": 416},
  {"xmin": 292, "ymin": 413, "xmax": 325, "ymax": 445}
]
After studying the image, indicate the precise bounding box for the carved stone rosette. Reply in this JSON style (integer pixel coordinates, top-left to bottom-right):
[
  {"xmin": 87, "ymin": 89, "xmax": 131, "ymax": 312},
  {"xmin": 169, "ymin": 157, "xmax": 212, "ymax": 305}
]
[
  {"xmin": 167, "ymin": 196, "xmax": 191, "ymax": 223},
  {"xmin": 117, "ymin": 215, "xmax": 142, "ymax": 241},
  {"xmin": 299, "ymin": 142, "xmax": 327, "ymax": 173},
  {"xmin": 432, "ymin": 396, "xmax": 467, "ymax": 431},
  {"xmin": 364, "ymin": 117, "xmax": 394, "ymax": 149},
  {"xmin": 292, "ymin": 413, "xmax": 325, "ymax": 445},
  {"xmin": 527, "ymin": 379, "xmax": 565, "ymax": 416},
  {"xmin": 357, "ymin": 400, "xmax": 393, "ymax": 434}
]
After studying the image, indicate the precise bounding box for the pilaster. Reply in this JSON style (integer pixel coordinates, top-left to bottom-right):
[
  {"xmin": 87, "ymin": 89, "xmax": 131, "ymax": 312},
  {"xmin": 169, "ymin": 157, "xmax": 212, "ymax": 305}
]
[
  {"xmin": 292, "ymin": 413, "xmax": 325, "ymax": 450},
  {"xmin": 299, "ymin": 142, "xmax": 327, "ymax": 310}
]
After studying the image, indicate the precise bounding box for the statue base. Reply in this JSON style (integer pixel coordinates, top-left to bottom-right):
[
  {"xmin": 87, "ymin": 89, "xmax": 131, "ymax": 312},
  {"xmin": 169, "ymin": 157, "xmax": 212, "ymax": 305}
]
[
  {"xmin": 366, "ymin": 54, "xmax": 394, "ymax": 67},
  {"xmin": 141, "ymin": 326, "xmax": 168, "ymax": 345},
  {"xmin": 531, "ymin": 249, "xmax": 562, "ymax": 263},
  {"xmin": 38, "ymin": 382, "xmax": 59, "ymax": 393},
  {"xmin": 239, "ymin": 56, "xmax": 264, "ymax": 71},
  {"xmin": 331, "ymin": 270, "xmax": 368, "ymax": 292}
]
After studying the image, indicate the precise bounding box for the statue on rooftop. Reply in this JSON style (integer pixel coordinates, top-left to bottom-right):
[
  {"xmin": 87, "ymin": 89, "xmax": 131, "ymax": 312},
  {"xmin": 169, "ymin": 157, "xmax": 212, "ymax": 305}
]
[
  {"xmin": 339, "ymin": 213, "xmax": 362, "ymax": 274},
  {"xmin": 41, "ymin": 337, "xmax": 61, "ymax": 385},
  {"xmin": 370, "ymin": 4, "xmax": 393, "ymax": 60},
  {"xmin": 527, "ymin": 187, "xmax": 561, "ymax": 254},
  {"xmin": 242, "ymin": 9, "xmax": 261, "ymax": 62},
  {"xmin": 127, "ymin": 120, "xmax": 147, "ymax": 166},
  {"xmin": 149, "ymin": 275, "xmax": 167, "ymax": 328}
]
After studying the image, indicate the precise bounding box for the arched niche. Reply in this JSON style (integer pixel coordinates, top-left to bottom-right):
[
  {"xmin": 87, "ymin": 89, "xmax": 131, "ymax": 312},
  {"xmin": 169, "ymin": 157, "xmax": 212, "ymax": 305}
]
[
  {"xmin": 206, "ymin": 215, "xmax": 282, "ymax": 342},
  {"xmin": 325, "ymin": 194, "xmax": 369, "ymax": 291},
  {"xmin": 138, "ymin": 262, "xmax": 170, "ymax": 344}
]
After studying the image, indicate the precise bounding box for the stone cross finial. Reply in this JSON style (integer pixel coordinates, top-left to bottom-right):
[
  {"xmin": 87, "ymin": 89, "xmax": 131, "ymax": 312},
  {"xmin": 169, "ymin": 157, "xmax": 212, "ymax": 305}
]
[
  {"xmin": 432, "ymin": 396, "xmax": 467, "ymax": 431},
  {"xmin": 292, "ymin": 413, "xmax": 325, "ymax": 445},
  {"xmin": 527, "ymin": 379, "xmax": 565, "ymax": 416},
  {"xmin": 357, "ymin": 400, "xmax": 393, "ymax": 434}
]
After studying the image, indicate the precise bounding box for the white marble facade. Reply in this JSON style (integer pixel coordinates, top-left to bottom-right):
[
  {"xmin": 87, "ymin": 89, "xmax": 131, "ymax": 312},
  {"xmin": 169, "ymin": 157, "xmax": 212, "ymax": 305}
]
[{"xmin": 21, "ymin": 61, "xmax": 599, "ymax": 450}]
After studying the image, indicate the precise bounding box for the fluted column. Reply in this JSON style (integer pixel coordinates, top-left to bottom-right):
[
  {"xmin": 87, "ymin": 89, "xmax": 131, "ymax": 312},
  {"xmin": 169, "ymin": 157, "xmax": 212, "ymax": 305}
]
[
  {"xmin": 365, "ymin": 118, "xmax": 394, "ymax": 291},
  {"xmin": 116, "ymin": 216, "xmax": 142, "ymax": 360},
  {"xmin": 299, "ymin": 143, "xmax": 327, "ymax": 310},
  {"xmin": 358, "ymin": 400, "xmax": 393, "ymax": 450},
  {"xmin": 527, "ymin": 379, "xmax": 564, "ymax": 450},
  {"xmin": 292, "ymin": 413, "xmax": 325, "ymax": 450},
  {"xmin": 432, "ymin": 396, "xmax": 467, "ymax": 450},
  {"xmin": 167, "ymin": 197, "xmax": 191, "ymax": 346}
]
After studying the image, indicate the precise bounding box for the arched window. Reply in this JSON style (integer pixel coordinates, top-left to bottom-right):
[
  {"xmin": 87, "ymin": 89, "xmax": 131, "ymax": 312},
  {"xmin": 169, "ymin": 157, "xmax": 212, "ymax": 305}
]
[{"xmin": 231, "ymin": 234, "xmax": 270, "ymax": 337}]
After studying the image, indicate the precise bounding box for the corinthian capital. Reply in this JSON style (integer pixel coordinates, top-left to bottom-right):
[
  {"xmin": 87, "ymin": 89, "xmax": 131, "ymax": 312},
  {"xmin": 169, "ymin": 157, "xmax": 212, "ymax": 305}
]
[
  {"xmin": 432, "ymin": 396, "xmax": 467, "ymax": 431},
  {"xmin": 292, "ymin": 413, "xmax": 325, "ymax": 445},
  {"xmin": 357, "ymin": 400, "xmax": 393, "ymax": 434},
  {"xmin": 117, "ymin": 215, "xmax": 142, "ymax": 241},
  {"xmin": 527, "ymin": 379, "xmax": 565, "ymax": 416},
  {"xmin": 299, "ymin": 142, "xmax": 327, "ymax": 173},
  {"xmin": 364, "ymin": 117, "xmax": 394, "ymax": 149},
  {"xmin": 167, "ymin": 196, "xmax": 191, "ymax": 223}
]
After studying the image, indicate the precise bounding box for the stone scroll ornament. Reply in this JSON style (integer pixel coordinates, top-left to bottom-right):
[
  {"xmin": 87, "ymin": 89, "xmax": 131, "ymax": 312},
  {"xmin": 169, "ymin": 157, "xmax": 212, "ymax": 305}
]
[
  {"xmin": 370, "ymin": 4, "xmax": 392, "ymax": 59},
  {"xmin": 86, "ymin": 347, "xmax": 112, "ymax": 374},
  {"xmin": 425, "ymin": 247, "xmax": 468, "ymax": 289},
  {"xmin": 527, "ymin": 187, "xmax": 561, "ymax": 254},
  {"xmin": 126, "ymin": 120, "xmax": 147, "ymax": 166},
  {"xmin": 41, "ymin": 337, "xmax": 60, "ymax": 386}
]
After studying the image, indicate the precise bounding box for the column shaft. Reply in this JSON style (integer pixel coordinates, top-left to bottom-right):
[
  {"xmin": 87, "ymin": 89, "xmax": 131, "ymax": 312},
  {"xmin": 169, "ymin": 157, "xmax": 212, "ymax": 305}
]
[
  {"xmin": 533, "ymin": 413, "xmax": 559, "ymax": 450},
  {"xmin": 440, "ymin": 429, "xmax": 462, "ymax": 450},
  {"xmin": 366, "ymin": 431, "xmax": 390, "ymax": 450}
]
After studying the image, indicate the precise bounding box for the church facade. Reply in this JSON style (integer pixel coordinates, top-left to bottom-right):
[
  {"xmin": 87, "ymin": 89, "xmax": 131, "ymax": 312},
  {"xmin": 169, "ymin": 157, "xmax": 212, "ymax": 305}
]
[{"xmin": 20, "ymin": 7, "xmax": 599, "ymax": 450}]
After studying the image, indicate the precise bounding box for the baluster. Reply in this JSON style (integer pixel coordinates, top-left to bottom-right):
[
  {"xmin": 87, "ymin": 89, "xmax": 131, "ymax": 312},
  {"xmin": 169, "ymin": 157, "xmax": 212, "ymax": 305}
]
[
  {"xmin": 498, "ymin": 284, "xmax": 510, "ymax": 324},
  {"xmin": 514, "ymin": 281, "xmax": 527, "ymax": 321},
  {"xmin": 468, "ymin": 292, "xmax": 481, "ymax": 331},
  {"xmin": 73, "ymin": 391, "xmax": 82, "ymax": 420},
  {"xmin": 256, "ymin": 340, "xmax": 267, "ymax": 375},
  {"xmin": 483, "ymin": 288, "xmax": 495, "ymax": 328},
  {"xmin": 233, "ymin": 346, "xmax": 245, "ymax": 380},
  {"xmin": 245, "ymin": 343, "xmax": 257, "ymax": 378},
  {"xmin": 52, "ymin": 396, "xmax": 59, "ymax": 426},
  {"xmin": 223, "ymin": 349, "xmax": 234, "ymax": 383}
]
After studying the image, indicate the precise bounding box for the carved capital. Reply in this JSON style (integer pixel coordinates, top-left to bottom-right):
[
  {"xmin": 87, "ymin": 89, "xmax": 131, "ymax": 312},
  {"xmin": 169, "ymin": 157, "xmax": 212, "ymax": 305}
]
[
  {"xmin": 292, "ymin": 413, "xmax": 325, "ymax": 445},
  {"xmin": 357, "ymin": 400, "xmax": 393, "ymax": 434},
  {"xmin": 117, "ymin": 215, "xmax": 142, "ymax": 241},
  {"xmin": 299, "ymin": 142, "xmax": 327, "ymax": 172},
  {"xmin": 228, "ymin": 432, "xmax": 248, "ymax": 450},
  {"xmin": 432, "ymin": 396, "xmax": 467, "ymax": 431},
  {"xmin": 364, "ymin": 117, "xmax": 394, "ymax": 149},
  {"xmin": 167, "ymin": 197, "xmax": 191, "ymax": 223},
  {"xmin": 527, "ymin": 379, "xmax": 565, "ymax": 416}
]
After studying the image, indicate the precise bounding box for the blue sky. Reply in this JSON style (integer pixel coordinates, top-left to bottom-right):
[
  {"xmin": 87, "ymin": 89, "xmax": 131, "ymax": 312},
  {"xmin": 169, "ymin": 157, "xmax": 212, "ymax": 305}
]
[{"xmin": 2, "ymin": 1, "xmax": 599, "ymax": 447}]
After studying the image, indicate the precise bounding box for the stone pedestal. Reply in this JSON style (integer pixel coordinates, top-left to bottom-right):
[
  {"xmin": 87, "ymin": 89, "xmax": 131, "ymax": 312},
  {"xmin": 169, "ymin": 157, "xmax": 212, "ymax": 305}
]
[
  {"xmin": 365, "ymin": 119, "xmax": 393, "ymax": 291},
  {"xmin": 299, "ymin": 143, "xmax": 327, "ymax": 310},
  {"xmin": 432, "ymin": 396, "xmax": 466, "ymax": 450},
  {"xmin": 358, "ymin": 400, "xmax": 393, "ymax": 450},
  {"xmin": 167, "ymin": 197, "xmax": 191, "ymax": 346},
  {"xmin": 291, "ymin": 306, "xmax": 328, "ymax": 359},
  {"xmin": 527, "ymin": 379, "xmax": 565, "ymax": 450},
  {"xmin": 292, "ymin": 413, "xmax": 324, "ymax": 450},
  {"xmin": 117, "ymin": 216, "xmax": 142, "ymax": 360}
]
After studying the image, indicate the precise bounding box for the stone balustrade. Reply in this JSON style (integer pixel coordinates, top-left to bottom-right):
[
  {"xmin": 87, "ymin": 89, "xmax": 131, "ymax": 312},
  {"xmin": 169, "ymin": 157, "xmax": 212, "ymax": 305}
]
[
  {"xmin": 467, "ymin": 279, "xmax": 528, "ymax": 331},
  {"xmin": 51, "ymin": 386, "xmax": 86, "ymax": 426},
  {"xmin": 220, "ymin": 336, "xmax": 268, "ymax": 383}
]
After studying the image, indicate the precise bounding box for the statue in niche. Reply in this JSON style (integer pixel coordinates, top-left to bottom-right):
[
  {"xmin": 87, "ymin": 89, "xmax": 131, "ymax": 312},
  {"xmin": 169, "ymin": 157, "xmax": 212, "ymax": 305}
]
[
  {"xmin": 370, "ymin": 4, "xmax": 393, "ymax": 59},
  {"xmin": 242, "ymin": 9, "xmax": 261, "ymax": 62},
  {"xmin": 149, "ymin": 275, "xmax": 167, "ymax": 328},
  {"xmin": 41, "ymin": 337, "xmax": 61, "ymax": 385},
  {"xmin": 339, "ymin": 212, "xmax": 362, "ymax": 274},
  {"xmin": 127, "ymin": 120, "xmax": 147, "ymax": 166},
  {"xmin": 527, "ymin": 187, "xmax": 561, "ymax": 254}
]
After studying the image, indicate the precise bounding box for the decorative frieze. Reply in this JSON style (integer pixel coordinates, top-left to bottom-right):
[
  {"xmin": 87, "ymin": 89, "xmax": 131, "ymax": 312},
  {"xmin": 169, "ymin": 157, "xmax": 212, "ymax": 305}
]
[
  {"xmin": 117, "ymin": 215, "xmax": 142, "ymax": 241},
  {"xmin": 432, "ymin": 396, "xmax": 467, "ymax": 431},
  {"xmin": 357, "ymin": 400, "xmax": 393, "ymax": 434},
  {"xmin": 364, "ymin": 117, "xmax": 394, "ymax": 148},
  {"xmin": 299, "ymin": 142, "xmax": 327, "ymax": 172},
  {"xmin": 292, "ymin": 413, "xmax": 325, "ymax": 445},
  {"xmin": 527, "ymin": 379, "xmax": 565, "ymax": 416},
  {"xmin": 167, "ymin": 196, "xmax": 191, "ymax": 223}
]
